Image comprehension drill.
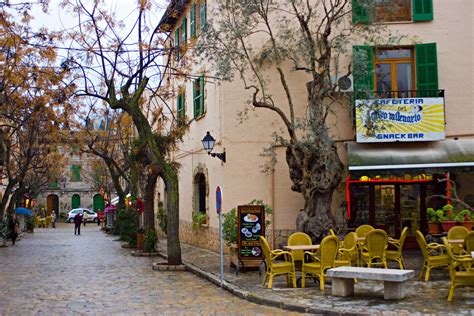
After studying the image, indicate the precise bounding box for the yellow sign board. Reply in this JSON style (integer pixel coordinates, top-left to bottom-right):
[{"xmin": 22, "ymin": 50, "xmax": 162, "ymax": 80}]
[{"xmin": 355, "ymin": 98, "xmax": 445, "ymax": 143}]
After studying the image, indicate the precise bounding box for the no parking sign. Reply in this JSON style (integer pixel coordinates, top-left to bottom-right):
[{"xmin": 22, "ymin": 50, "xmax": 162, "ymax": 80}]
[
  {"xmin": 216, "ymin": 185, "xmax": 224, "ymax": 286},
  {"xmin": 216, "ymin": 186, "xmax": 222, "ymax": 214}
]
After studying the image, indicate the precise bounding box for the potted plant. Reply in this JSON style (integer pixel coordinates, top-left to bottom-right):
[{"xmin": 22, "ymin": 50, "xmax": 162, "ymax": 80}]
[
  {"xmin": 136, "ymin": 227, "xmax": 145, "ymax": 251},
  {"xmin": 222, "ymin": 207, "xmax": 239, "ymax": 267},
  {"xmin": 426, "ymin": 208, "xmax": 443, "ymax": 234},
  {"xmin": 143, "ymin": 228, "xmax": 158, "ymax": 253},
  {"xmin": 441, "ymin": 204, "xmax": 458, "ymax": 232},
  {"xmin": 25, "ymin": 216, "xmax": 35, "ymax": 233},
  {"xmin": 192, "ymin": 212, "xmax": 209, "ymax": 230},
  {"xmin": 455, "ymin": 209, "xmax": 472, "ymax": 230}
]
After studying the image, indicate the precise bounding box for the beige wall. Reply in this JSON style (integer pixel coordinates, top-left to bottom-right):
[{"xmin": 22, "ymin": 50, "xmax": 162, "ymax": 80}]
[{"xmin": 162, "ymin": 0, "xmax": 474, "ymax": 252}]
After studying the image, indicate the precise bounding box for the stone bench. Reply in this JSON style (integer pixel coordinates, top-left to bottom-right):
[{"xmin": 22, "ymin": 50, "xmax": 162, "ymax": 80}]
[{"xmin": 326, "ymin": 266, "xmax": 415, "ymax": 300}]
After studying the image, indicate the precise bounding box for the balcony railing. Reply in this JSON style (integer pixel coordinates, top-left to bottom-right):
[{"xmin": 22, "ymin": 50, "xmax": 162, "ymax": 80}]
[{"xmin": 373, "ymin": 89, "xmax": 445, "ymax": 99}]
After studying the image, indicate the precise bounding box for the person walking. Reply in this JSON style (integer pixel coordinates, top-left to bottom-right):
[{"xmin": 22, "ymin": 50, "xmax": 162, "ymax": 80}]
[
  {"xmin": 74, "ymin": 212, "xmax": 82, "ymax": 235},
  {"xmin": 8, "ymin": 214, "xmax": 19, "ymax": 245},
  {"xmin": 82, "ymin": 210, "xmax": 89, "ymax": 226},
  {"xmin": 51, "ymin": 210, "xmax": 56, "ymax": 228}
]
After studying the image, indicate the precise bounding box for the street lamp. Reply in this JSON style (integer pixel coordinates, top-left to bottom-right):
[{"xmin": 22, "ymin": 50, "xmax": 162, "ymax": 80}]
[{"xmin": 201, "ymin": 131, "xmax": 226, "ymax": 163}]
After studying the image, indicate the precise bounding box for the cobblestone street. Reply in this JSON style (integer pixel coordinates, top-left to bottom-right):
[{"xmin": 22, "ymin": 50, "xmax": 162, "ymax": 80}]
[{"xmin": 0, "ymin": 224, "xmax": 299, "ymax": 315}]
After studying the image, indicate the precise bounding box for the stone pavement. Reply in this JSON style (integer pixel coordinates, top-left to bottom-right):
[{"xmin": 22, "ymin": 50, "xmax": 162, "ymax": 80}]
[
  {"xmin": 157, "ymin": 239, "xmax": 474, "ymax": 315},
  {"xmin": 0, "ymin": 223, "xmax": 303, "ymax": 315}
]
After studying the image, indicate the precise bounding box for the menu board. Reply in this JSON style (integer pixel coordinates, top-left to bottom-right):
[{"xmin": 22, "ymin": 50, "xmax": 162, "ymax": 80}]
[{"xmin": 237, "ymin": 205, "xmax": 265, "ymax": 261}]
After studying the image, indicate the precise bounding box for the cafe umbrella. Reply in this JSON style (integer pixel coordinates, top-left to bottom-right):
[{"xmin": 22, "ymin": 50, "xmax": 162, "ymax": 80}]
[{"xmin": 15, "ymin": 207, "xmax": 33, "ymax": 216}]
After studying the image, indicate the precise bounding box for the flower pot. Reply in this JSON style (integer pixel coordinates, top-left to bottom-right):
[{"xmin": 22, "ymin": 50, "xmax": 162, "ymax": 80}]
[
  {"xmin": 428, "ymin": 222, "xmax": 442, "ymax": 234},
  {"xmin": 460, "ymin": 221, "xmax": 473, "ymax": 231},
  {"xmin": 136, "ymin": 232, "xmax": 144, "ymax": 250},
  {"xmin": 441, "ymin": 221, "xmax": 458, "ymax": 232}
]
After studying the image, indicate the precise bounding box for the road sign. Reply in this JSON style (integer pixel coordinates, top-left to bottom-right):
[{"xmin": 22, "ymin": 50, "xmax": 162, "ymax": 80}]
[{"xmin": 216, "ymin": 186, "xmax": 222, "ymax": 214}]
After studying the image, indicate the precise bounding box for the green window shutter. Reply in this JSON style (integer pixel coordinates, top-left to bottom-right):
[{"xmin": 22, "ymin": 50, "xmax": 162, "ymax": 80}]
[
  {"xmin": 71, "ymin": 165, "xmax": 81, "ymax": 181},
  {"xmin": 200, "ymin": 1, "xmax": 207, "ymax": 30},
  {"xmin": 48, "ymin": 182, "xmax": 59, "ymax": 189},
  {"xmin": 193, "ymin": 79, "xmax": 199, "ymax": 118},
  {"xmin": 413, "ymin": 0, "xmax": 433, "ymax": 21},
  {"xmin": 353, "ymin": 45, "xmax": 374, "ymax": 99},
  {"xmin": 352, "ymin": 0, "xmax": 371, "ymax": 24},
  {"xmin": 175, "ymin": 29, "xmax": 180, "ymax": 60},
  {"xmin": 190, "ymin": 4, "xmax": 196, "ymax": 38},
  {"xmin": 177, "ymin": 92, "xmax": 185, "ymax": 125},
  {"xmin": 181, "ymin": 18, "xmax": 187, "ymax": 44},
  {"xmin": 415, "ymin": 43, "xmax": 438, "ymax": 97},
  {"xmin": 199, "ymin": 75, "xmax": 205, "ymax": 116}
]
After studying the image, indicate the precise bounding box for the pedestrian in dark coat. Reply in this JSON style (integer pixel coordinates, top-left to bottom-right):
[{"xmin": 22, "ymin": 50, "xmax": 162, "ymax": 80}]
[
  {"xmin": 9, "ymin": 214, "xmax": 19, "ymax": 245},
  {"xmin": 74, "ymin": 213, "xmax": 82, "ymax": 235}
]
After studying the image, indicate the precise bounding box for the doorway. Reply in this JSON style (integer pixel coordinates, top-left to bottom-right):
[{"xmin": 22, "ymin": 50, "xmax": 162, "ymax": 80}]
[
  {"xmin": 47, "ymin": 194, "xmax": 59, "ymax": 215},
  {"xmin": 93, "ymin": 194, "xmax": 104, "ymax": 212},
  {"xmin": 71, "ymin": 194, "xmax": 81, "ymax": 209},
  {"xmin": 349, "ymin": 182, "xmax": 428, "ymax": 249}
]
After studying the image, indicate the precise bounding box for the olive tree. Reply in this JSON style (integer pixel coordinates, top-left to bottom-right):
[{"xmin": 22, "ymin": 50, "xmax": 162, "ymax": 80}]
[{"xmin": 197, "ymin": 0, "xmax": 386, "ymax": 240}]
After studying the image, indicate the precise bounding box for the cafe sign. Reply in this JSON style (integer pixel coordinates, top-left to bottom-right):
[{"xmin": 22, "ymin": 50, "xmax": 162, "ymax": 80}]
[
  {"xmin": 237, "ymin": 205, "xmax": 265, "ymax": 263},
  {"xmin": 355, "ymin": 97, "xmax": 445, "ymax": 143}
]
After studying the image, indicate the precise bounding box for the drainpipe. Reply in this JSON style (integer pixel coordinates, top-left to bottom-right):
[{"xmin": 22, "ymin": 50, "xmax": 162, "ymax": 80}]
[{"xmin": 271, "ymin": 156, "xmax": 276, "ymax": 249}]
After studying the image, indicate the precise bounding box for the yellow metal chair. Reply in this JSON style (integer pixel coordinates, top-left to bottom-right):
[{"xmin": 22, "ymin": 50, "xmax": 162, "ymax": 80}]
[
  {"xmin": 465, "ymin": 231, "xmax": 474, "ymax": 253},
  {"xmin": 335, "ymin": 232, "xmax": 358, "ymax": 267},
  {"xmin": 448, "ymin": 226, "xmax": 470, "ymax": 254},
  {"xmin": 355, "ymin": 224, "xmax": 374, "ymax": 238},
  {"xmin": 415, "ymin": 230, "xmax": 450, "ymax": 281},
  {"xmin": 45, "ymin": 216, "xmax": 52, "ymax": 228},
  {"xmin": 259, "ymin": 236, "xmax": 297, "ymax": 289},
  {"xmin": 442, "ymin": 237, "xmax": 474, "ymax": 302},
  {"xmin": 386, "ymin": 227, "xmax": 408, "ymax": 269},
  {"xmin": 360, "ymin": 229, "xmax": 388, "ymax": 268},
  {"xmin": 301, "ymin": 235, "xmax": 339, "ymax": 290},
  {"xmin": 34, "ymin": 216, "xmax": 41, "ymax": 228},
  {"xmin": 287, "ymin": 232, "xmax": 312, "ymax": 262}
]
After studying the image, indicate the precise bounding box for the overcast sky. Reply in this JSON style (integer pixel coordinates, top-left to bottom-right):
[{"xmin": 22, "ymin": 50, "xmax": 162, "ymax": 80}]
[{"xmin": 29, "ymin": 0, "xmax": 168, "ymax": 33}]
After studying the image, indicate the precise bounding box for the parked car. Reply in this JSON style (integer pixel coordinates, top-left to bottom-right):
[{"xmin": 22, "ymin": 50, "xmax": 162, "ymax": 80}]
[{"xmin": 67, "ymin": 208, "xmax": 98, "ymax": 223}]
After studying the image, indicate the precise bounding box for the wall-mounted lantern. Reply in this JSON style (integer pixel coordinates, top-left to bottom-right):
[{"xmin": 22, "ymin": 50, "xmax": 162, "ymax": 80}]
[{"xmin": 201, "ymin": 131, "xmax": 226, "ymax": 163}]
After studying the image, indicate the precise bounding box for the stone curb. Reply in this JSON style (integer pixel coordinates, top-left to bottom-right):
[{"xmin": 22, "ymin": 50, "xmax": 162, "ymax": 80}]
[
  {"xmin": 131, "ymin": 250, "xmax": 160, "ymax": 257},
  {"xmin": 154, "ymin": 249, "xmax": 371, "ymax": 315},
  {"xmin": 152, "ymin": 262, "xmax": 187, "ymax": 271}
]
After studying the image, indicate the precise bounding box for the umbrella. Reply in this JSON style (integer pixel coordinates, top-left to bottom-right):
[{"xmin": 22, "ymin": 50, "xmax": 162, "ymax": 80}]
[
  {"xmin": 15, "ymin": 207, "xmax": 33, "ymax": 216},
  {"xmin": 104, "ymin": 205, "xmax": 117, "ymax": 213}
]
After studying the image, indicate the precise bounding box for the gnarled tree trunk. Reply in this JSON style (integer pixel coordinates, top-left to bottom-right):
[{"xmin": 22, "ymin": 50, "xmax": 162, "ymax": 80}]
[{"xmin": 288, "ymin": 79, "xmax": 344, "ymax": 242}]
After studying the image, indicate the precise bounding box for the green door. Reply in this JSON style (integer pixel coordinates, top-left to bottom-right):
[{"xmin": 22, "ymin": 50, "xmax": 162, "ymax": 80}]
[
  {"xmin": 71, "ymin": 194, "xmax": 80, "ymax": 209},
  {"xmin": 93, "ymin": 194, "xmax": 104, "ymax": 212}
]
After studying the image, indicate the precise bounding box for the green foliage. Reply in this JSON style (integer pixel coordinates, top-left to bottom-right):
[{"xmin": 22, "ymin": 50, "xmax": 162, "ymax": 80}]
[
  {"xmin": 442, "ymin": 204, "xmax": 455, "ymax": 221},
  {"xmin": 25, "ymin": 216, "xmax": 35, "ymax": 231},
  {"xmin": 222, "ymin": 208, "xmax": 238, "ymax": 246},
  {"xmin": 222, "ymin": 199, "xmax": 273, "ymax": 246},
  {"xmin": 0, "ymin": 219, "xmax": 8, "ymax": 239},
  {"xmin": 192, "ymin": 212, "xmax": 209, "ymax": 230},
  {"xmin": 143, "ymin": 228, "xmax": 158, "ymax": 252},
  {"xmin": 115, "ymin": 208, "xmax": 138, "ymax": 246},
  {"xmin": 427, "ymin": 208, "xmax": 444, "ymax": 223},
  {"xmin": 428, "ymin": 204, "xmax": 471, "ymax": 222},
  {"xmin": 157, "ymin": 205, "xmax": 167, "ymax": 233},
  {"xmin": 454, "ymin": 209, "xmax": 471, "ymax": 222}
]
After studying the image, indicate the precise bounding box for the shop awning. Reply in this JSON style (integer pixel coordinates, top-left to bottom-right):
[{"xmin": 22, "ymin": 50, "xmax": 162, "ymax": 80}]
[{"xmin": 348, "ymin": 139, "xmax": 474, "ymax": 176}]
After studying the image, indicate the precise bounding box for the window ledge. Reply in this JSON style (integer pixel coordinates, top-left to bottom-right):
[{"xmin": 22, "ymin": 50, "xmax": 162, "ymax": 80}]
[{"xmin": 194, "ymin": 113, "xmax": 206, "ymax": 121}]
